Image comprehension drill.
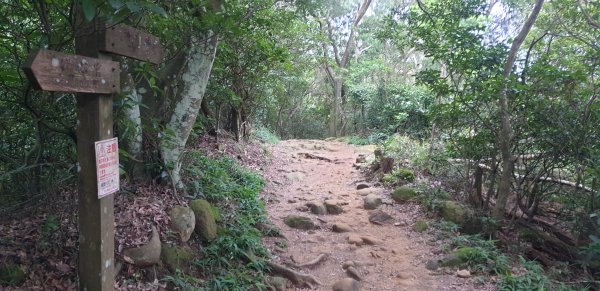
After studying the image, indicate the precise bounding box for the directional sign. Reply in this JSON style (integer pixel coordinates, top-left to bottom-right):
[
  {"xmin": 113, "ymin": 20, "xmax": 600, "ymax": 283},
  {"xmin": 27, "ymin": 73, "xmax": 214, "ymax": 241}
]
[
  {"xmin": 99, "ymin": 23, "xmax": 164, "ymax": 64},
  {"xmin": 23, "ymin": 50, "xmax": 120, "ymax": 94}
]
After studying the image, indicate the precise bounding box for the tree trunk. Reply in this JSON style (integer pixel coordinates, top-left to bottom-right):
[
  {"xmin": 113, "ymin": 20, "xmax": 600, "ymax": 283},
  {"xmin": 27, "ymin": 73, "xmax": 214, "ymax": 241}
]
[
  {"xmin": 160, "ymin": 33, "xmax": 219, "ymax": 190},
  {"xmin": 492, "ymin": 0, "xmax": 544, "ymax": 221},
  {"xmin": 119, "ymin": 62, "xmax": 146, "ymax": 179},
  {"xmin": 328, "ymin": 78, "xmax": 343, "ymax": 136},
  {"xmin": 321, "ymin": 0, "xmax": 372, "ymax": 137},
  {"xmin": 229, "ymin": 106, "xmax": 243, "ymax": 142},
  {"xmin": 470, "ymin": 166, "xmax": 484, "ymax": 208},
  {"xmin": 200, "ymin": 97, "xmax": 214, "ymax": 120}
]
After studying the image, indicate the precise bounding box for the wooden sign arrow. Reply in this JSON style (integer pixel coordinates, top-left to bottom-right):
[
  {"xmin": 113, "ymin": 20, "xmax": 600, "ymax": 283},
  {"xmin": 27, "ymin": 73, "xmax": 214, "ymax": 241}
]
[
  {"xmin": 99, "ymin": 23, "xmax": 164, "ymax": 64},
  {"xmin": 22, "ymin": 49, "xmax": 120, "ymax": 94}
]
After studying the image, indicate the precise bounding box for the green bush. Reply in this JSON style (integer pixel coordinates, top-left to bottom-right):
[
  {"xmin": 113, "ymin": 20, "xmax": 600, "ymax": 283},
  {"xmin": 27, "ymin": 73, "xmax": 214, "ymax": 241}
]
[
  {"xmin": 382, "ymin": 134, "xmax": 430, "ymax": 169},
  {"xmin": 382, "ymin": 168, "xmax": 416, "ymax": 186},
  {"xmin": 252, "ymin": 126, "xmax": 280, "ymax": 144},
  {"xmin": 417, "ymin": 187, "xmax": 451, "ymax": 213},
  {"xmin": 354, "ymin": 83, "xmax": 434, "ymax": 140}
]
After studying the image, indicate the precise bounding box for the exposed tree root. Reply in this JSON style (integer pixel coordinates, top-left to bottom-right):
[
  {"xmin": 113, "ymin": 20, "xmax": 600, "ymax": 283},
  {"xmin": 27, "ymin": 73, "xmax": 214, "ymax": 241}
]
[
  {"xmin": 287, "ymin": 253, "xmax": 328, "ymax": 269},
  {"xmin": 298, "ymin": 152, "xmax": 332, "ymax": 162},
  {"xmin": 266, "ymin": 261, "xmax": 323, "ymax": 288},
  {"xmin": 244, "ymin": 252, "xmax": 322, "ymax": 289}
]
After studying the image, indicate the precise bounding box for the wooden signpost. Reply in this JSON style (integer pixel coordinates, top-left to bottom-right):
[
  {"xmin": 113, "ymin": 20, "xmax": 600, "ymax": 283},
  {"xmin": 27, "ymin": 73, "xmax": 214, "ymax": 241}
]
[
  {"xmin": 100, "ymin": 23, "xmax": 164, "ymax": 64},
  {"xmin": 22, "ymin": 50, "xmax": 120, "ymax": 94},
  {"xmin": 23, "ymin": 16, "xmax": 162, "ymax": 291}
]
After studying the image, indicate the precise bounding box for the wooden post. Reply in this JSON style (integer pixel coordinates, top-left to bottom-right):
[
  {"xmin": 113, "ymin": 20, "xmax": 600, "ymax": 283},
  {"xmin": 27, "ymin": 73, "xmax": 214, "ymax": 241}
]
[
  {"xmin": 75, "ymin": 19, "xmax": 115, "ymax": 291},
  {"xmin": 23, "ymin": 8, "xmax": 163, "ymax": 290}
]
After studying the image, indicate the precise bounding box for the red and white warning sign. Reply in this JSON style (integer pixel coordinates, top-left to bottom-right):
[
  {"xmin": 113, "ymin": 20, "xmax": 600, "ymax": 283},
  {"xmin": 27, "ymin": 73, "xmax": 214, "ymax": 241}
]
[{"xmin": 94, "ymin": 137, "xmax": 120, "ymax": 198}]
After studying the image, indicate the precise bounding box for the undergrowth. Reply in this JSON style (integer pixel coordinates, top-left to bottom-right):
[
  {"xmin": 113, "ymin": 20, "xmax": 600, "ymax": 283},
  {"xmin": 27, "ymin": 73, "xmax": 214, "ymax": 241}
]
[
  {"xmin": 431, "ymin": 224, "xmax": 581, "ymax": 290},
  {"xmin": 499, "ymin": 256, "xmax": 550, "ymax": 291},
  {"xmin": 179, "ymin": 152, "xmax": 269, "ymax": 290},
  {"xmin": 252, "ymin": 127, "xmax": 280, "ymax": 144},
  {"xmin": 381, "ymin": 134, "xmax": 430, "ymax": 168},
  {"xmin": 446, "ymin": 234, "xmax": 510, "ymax": 275},
  {"xmin": 344, "ymin": 135, "xmax": 371, "ymax": 145}
]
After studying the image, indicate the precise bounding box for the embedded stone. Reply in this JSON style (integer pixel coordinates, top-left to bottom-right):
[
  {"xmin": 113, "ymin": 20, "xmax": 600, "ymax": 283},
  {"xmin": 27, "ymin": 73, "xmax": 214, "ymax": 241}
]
[
  {"xmin": 332, "ymin": 278, "xmax": 360, "ymax": 291},
  {"xmin": 169, "ymin": 206, "xmax": 195, "ymax": 242},
  {"xmin": 284, "ymin": 215, "xmax": 316, "ymax": 230},
  {"xmin": 122, "ymin": 226, "xmax": 161, "ymax": 267},
  {"xmin": 333, "ymin": 223, "xmax": 353, "ymax": 233},
  {"xmin": 363, "ymin": 194, "xmax": 382, "ymax": 210}
]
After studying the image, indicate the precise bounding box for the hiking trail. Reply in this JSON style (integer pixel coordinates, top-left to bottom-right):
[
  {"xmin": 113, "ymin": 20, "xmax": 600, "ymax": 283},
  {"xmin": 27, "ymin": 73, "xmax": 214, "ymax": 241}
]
[{"xmin": 261, "ymin": 139, "xmax": 481, "ymax": 290}]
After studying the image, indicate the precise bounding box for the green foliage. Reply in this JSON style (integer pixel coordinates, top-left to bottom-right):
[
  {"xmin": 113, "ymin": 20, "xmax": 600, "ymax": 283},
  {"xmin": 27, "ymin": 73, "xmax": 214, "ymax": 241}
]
[
  {"xmin": 431, "ymin": 220, "xmax": 460, "ymax": 233},
  {"xmin": 162, "ymin": 270, "xmax": 204, "ymax": 290},
  {"xmin": 183, "ymin": 153, "xmax": 268, "ymax": 289},
  {"xmin": 447, "ymin": 234, "xmax": 509, "ymax": 275},
  {"xmin": 344, "ymin": 136, "xmax": 371, "ymax": 146},
  {"xmin": 415, "ymin": 220, "xmax": 428, "ymax": 233},
  {"xmin": 579, "ymin": 213, "xmax": 600, "ymax": 277},
  {"xmin": 417, "ymin": 186, "xmax": 452, "ymax": 213},
  {"xmin": 382, "ymin": 168, "xmax": 415, "ymax": 186},
  {"xmin": 385, "ymin": 0, "xmax": 600, "ymax": 240},
  {"xmin": 354, "ymin": 83, "xmax": 435, "ymax": 140},
  {"xmin": 80, "ymin": 0, "xmax": 166, "ymax": 22},
  {"xmin": 499, "ymin": 257, "xmax": 550, "ymax": 291},
  {"xmin": 41, "ymin": 215, "xmax": 60, "ymax": 240},
  {"xmin": 381, "ymin": 135, "xmax": 430, "ymax": 169},
  {"xmin": 252, "ymin": 127, "xmax": 280, "ymax": 144},
  {"xmin": 0, "ymin": 264, "xmax": 25, "ymax": 286}
]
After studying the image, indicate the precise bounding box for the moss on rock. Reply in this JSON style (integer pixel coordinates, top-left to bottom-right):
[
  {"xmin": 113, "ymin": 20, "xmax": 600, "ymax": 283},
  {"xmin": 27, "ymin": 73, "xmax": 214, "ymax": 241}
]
[
  {"xmin": 210, "ymin": 204, "xmax": 222, "ymax": 222},
  {"xmin": 438, "ymin": 201, "xmax": 473, "ymax": 225},
  {"xmin": 161, "ymin": 245, "xmax": 195, "ymax": 272},
  {"xmin": 190, "ymin": 199, "xmax": 218, "ymax": 241},
  {"xmin": 391, "ymin": 187, "xmax": 418, "ymax": 202}
]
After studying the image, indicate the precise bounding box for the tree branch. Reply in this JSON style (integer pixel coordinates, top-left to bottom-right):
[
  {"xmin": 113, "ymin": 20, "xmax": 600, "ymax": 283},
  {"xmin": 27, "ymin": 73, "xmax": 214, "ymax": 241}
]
[
  {"xmin": 340, "ymin": 0, "xmax": 372, "ymax": 67},
  {"xmin": 577, "ymin": 0, "xmax": 600, "ymax": 29},
  {"xmin": 325, "ymin": 20, "xmax": 342, "ymax": 66}
]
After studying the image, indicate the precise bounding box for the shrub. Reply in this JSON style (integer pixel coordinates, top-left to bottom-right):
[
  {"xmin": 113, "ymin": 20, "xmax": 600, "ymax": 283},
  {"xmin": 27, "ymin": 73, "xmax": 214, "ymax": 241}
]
[
  {"xmin": 381, "ymin": 134, "xmax": 430, "ymax": 169},
  {"xmin": 382, "ymin": 168, "xmax": 416, "ymax": 186},
  {"xmin": 252, "ymin": 126, "xmax": 280, "ymax": 144},
  {"xmin": 417, "ymin": 186, "xmax": 451, "ymax": 213}
]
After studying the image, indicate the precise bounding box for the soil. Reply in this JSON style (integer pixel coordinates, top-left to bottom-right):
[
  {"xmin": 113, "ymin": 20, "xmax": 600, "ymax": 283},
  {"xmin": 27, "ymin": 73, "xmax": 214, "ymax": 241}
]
[{"xmin": 261, "ymin": 139, "xmax": 485, "ymax": 291}]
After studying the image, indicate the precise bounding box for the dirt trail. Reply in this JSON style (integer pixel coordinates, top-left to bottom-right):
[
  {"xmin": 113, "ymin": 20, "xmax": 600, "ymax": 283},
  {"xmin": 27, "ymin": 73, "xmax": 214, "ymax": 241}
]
[{"xmin": 261, "ymin": 139, "xmax": 475, "ymax": 291}]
